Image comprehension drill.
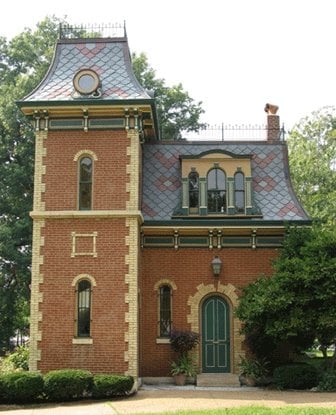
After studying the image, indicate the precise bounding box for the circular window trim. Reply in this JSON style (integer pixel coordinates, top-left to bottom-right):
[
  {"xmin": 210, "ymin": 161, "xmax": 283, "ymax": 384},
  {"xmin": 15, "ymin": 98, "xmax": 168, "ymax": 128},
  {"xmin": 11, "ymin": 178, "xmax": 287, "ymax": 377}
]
[{"xmin": 73, "ymin": 69, "xmax": 100, "ymax": 95}]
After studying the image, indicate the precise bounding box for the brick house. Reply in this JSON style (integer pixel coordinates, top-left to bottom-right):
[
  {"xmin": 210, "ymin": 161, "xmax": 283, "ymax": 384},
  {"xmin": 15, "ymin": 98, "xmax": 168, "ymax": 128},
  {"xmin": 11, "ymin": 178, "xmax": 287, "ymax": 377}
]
[{"xmin": 18, "ymin": 25, "xmax": 310, "ymax": 387}]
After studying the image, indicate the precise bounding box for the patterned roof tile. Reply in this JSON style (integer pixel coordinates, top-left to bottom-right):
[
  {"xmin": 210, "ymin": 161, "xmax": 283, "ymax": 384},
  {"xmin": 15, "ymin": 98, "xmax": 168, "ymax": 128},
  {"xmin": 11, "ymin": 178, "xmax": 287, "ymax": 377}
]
[
  {"xmin": 142, "ymin": 141, "xmax": 310, "ymax": 223},
  {"xmin": 22, "ymin": 39, "xmax": 152, "ymax": 103}
]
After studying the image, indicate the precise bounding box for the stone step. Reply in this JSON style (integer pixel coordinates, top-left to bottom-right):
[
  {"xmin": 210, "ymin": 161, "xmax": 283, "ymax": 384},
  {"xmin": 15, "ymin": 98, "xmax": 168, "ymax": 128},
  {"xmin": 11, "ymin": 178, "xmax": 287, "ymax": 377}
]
[{"xmin": 197, "ymin": 373, "xmax": 240, "ymax": 387}]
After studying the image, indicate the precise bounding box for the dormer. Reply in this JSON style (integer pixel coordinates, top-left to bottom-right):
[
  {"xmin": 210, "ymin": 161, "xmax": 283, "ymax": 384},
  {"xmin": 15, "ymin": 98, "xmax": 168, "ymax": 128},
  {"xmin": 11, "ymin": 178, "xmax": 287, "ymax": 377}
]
[{"xmin": 179, "ymin": 150, "xmax": 260, "ymax": 217}]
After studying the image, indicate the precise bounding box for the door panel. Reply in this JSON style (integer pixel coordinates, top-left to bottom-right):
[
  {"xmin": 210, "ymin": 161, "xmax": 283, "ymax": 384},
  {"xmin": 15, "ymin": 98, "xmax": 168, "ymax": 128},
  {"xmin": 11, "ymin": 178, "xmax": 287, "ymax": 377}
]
[{"xmin": 202, "ymin": 296, "xmax": 230, "ymax": 373}]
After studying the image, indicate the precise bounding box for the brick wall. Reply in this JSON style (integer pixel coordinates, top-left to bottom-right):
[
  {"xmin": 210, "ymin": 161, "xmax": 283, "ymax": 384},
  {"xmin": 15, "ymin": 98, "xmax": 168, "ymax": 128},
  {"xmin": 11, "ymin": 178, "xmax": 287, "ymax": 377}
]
[
  {"xmin": 38, "ymin": 218, "xmax": 129, "ymax": 374},
  {"xmin": 43, "ymin": 130, "xmax": 129, "ymax": 210},
  {"xmin": 140, "ymin": 247, "xmax": 278, "ymax": 376}
]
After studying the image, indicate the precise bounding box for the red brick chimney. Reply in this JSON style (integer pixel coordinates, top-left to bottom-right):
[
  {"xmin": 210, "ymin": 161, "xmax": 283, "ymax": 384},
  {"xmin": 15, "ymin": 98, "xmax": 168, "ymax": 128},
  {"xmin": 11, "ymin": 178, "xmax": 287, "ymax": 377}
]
[{"xmin": 264, "ymin": 103, "xmax": 280, "ymax": 142}]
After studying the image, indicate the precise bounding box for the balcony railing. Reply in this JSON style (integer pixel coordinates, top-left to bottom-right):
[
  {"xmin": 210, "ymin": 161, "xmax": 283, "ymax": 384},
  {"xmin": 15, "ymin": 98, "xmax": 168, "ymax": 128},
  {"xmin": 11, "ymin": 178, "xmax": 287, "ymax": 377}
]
[
  {"xmin": 182, "ymin": 123, "xmax": 286, "ymax": 141},
  {"xmin": 59, "ymin": 22, "xmax": 126, "ymax": 39}
]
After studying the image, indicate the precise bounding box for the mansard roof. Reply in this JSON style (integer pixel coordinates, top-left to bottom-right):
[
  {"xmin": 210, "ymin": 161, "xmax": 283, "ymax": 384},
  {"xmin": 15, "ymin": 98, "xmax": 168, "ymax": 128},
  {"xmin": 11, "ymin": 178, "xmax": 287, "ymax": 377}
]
[
  {"xmin": 20, "ymin": 36, "xmax": 153, "ymax": 104},
  {"xmin": 142, "ymin": 140, "xmax": 310, "ymax": 225}
]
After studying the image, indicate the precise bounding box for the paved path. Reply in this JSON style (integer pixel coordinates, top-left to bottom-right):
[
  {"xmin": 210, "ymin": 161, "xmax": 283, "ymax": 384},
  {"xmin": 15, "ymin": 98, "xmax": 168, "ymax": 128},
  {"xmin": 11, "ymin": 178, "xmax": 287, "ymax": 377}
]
[{"xmin": 1, "ymin": 385, "xmax": 336, "ymax": 414}]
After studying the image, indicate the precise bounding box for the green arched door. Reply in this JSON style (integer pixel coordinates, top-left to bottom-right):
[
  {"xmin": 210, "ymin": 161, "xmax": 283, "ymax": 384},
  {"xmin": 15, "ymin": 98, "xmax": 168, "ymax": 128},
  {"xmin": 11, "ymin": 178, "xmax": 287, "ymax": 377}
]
[{"xmin": 202, "ymin": 295, "xmax": 230, "ymax": 373}]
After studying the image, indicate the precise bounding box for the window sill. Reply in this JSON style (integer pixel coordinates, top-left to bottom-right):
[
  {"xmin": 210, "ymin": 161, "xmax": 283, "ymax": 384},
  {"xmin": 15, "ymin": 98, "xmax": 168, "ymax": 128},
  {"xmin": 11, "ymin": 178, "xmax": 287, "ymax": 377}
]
[
  {"xmin": 72, "ymin": 338, "xmax": 93, "ymax": 345},
  {"xmin": 156, "ymin": 338, "xmax": 170, "ymax": 344}
]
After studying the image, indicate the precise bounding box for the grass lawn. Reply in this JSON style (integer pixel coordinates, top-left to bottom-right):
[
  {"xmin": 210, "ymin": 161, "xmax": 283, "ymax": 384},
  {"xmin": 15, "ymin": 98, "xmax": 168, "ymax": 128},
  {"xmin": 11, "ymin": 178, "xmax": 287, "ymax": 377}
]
[{"xmin": 135, "ymin": 409, "xmax": 336, "ymax": 415}]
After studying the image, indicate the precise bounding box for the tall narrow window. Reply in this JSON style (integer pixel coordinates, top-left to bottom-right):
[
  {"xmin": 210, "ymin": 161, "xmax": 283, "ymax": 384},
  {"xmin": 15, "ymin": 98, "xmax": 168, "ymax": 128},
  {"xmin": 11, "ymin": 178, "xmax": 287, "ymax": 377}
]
[
  {"xmin": 79, "ymin": 157, "xmax": 92, "ymax": 210},
  {"xmin": 235, "ymin": 171, "xmax": 245, "ymax": 213},
  {"xmin": 77, "ymin": 280, "xmax": 91, "ymax": 337},
  {"xmin": 188, "ymin": 171, "xmax": 199, "ymax": 213},
  {"xmin": 207, "ymin": 168, "xmax": 226, "ymax": 213},
  {"xmin": 159, "ymin": 285, "xmax": 172, "ymax": 337}
]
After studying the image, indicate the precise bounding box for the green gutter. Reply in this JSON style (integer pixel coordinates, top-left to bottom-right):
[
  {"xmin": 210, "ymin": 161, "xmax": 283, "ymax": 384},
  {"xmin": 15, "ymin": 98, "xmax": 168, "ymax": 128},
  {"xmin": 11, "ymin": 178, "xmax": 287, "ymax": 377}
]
[{"xmin": 143, "ymin": 219, "xmax": 312, "ymax": 227}]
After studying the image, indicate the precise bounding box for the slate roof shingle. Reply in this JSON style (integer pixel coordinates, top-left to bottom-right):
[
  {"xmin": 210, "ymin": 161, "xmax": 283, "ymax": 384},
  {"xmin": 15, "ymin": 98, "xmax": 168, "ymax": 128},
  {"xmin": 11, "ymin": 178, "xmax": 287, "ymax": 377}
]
[{"xmin": 142, "ymin": 141, "xmax": 310, "ymax": 222}]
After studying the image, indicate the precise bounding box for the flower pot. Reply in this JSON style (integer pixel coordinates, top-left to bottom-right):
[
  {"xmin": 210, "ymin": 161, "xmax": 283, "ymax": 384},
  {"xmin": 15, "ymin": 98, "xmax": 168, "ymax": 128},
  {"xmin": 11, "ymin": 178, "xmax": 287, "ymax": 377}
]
[{"xmin": 173, "ymin": 373, "xmax": 187, "ymax": 386}]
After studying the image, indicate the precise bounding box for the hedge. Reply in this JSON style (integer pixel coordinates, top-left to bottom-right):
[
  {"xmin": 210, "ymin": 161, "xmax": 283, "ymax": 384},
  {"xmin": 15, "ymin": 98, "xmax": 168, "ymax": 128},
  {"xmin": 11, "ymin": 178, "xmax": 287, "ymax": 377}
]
[
  {"xmin": 0, "ymin": 372, "xmax": 44, "ymax": 403},
  {"xmin": 43, "ymin": 369, "xmax": 93, "ymax": 401},
  {"xmin": 0, "ymin": 369, "xmax": 134, "ymax": 404},
  {"xmin": 92, "ymin": 374, "xmax": 134, "ymax": 398},
  {"xmin": 273, "ymin": 363, "xmax": 319, "ymax": 390}
]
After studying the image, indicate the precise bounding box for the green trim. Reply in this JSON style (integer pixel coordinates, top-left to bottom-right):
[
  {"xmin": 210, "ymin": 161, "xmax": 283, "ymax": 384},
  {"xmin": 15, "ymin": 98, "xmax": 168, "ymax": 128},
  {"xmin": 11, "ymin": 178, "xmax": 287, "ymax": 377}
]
[
  {"xmin": 89, "ymin": 118, "xmax": 125, "ymax": 128},
  {"xmin": 222, "ymin": 237, "xmax": 251, "ymax": 246},
  {"xmin": 143, "ymin": 219, "xmax": 312, "ymax": 227},
  {"xmin": 17, "ymin": 98, "xmax": 155, "ymax": 108},
  {"xmin": 180, "ymin": 149, "xmax": 252, "ymax": 160},
  {"xmin": 143, "ymin": 236, "xmax": 174, "ymax": 246},
  {"xmin": 49, "ymin": 119, "xmax": 84, "ymax": 129},
  {"xmin": 179, "ymin": 237, "xmax": 208, "ymax": 246},
  {"xmin": 256, "ymin": 236, "xmax": 284, "ymax": 246}
]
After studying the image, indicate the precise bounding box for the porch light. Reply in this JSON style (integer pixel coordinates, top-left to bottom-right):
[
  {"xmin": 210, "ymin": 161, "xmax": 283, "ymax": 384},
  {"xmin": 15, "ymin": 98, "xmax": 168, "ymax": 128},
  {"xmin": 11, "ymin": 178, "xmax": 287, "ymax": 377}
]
[{"xmin": 211, "ymin": 256, "xmax": 222, "ymax": 277}]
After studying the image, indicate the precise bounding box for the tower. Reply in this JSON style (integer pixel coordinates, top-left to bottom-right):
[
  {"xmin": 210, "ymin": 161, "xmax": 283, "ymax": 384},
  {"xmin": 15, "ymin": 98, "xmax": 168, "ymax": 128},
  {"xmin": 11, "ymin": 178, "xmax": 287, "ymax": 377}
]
[{"xmin": 18, "ymin": 24, "xmax": 158, "ymax": 378}]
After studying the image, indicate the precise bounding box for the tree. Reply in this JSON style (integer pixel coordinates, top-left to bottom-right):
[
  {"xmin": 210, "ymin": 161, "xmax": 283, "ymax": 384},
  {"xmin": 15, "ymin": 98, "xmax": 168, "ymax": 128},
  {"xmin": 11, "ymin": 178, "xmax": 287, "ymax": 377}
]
[
  {"xmin": 287, "ymin": 106, "xmax": 336, "ymax": 226},
  {"xmin": 132, "ymin": 52, "xmax": 205, "ymax": 140},
  {"xmin": 236, "ymin": 226, "xmax": 336, "ymax": 368},
  {"xmin": 0, "ymin": 18, "xmax": 205, "ymax": 351},
  {"xmin": 0, "ymin": 16, "xmax": 62, "ymax": 351}
]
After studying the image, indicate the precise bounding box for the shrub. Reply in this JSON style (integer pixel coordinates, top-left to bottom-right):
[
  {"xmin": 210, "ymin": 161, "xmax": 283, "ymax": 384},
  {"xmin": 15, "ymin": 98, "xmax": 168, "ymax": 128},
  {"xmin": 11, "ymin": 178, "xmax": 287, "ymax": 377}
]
[
  {"xmin": 92, "ymin": 374, "xmax": 134, "ymax": 398},
  {"xmin": 5, "ymin": 345, "xmax": 29, "ymax": 371},
  {"xmin": 170, "ymin": 330, "xmax": 199, "ymax": 356},
  {"xmin": 43, "ymin": 369, "xmax": 93, "ymax": 401},
  {"xmin": 0, "ymin": 372, "xmax": 44, "ymax": 403},
  {"xmin": 273, "ymin": 363, "xmax": 319, "ymax": 390},
  {"xmin": 317, "ymin": 370, "xmax": 336, "ymax": 391}
]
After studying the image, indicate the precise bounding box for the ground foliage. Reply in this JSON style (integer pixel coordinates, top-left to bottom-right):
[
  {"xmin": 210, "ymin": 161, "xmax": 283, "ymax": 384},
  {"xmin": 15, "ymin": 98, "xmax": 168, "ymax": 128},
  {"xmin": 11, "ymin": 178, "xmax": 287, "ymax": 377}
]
[{"xmin": 236, "ymin": 225, "xmax": 336, "ymax": 367}]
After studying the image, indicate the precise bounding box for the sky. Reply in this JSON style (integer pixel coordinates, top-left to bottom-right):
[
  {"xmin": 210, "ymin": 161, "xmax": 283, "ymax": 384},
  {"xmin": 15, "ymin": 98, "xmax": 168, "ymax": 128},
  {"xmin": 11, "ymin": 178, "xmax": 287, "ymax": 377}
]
[{"xmin": 1, "ymin": 0, "xmax": 335, "ymax": 131}]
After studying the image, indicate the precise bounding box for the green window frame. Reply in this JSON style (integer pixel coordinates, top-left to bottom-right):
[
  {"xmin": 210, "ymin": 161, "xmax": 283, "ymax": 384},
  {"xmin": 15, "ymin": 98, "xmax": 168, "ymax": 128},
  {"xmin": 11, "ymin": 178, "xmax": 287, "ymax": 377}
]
[
  {"xmin": 159, "ymin": 285, "xmax": 172, "ymax": 338},
  {"xmin": 188, "ymin": 171, "xmax": 199, "ymax": 213},
  {"xmin": 234, "ymin": 171, "xmax": 245, "ymax": 213},
  {"xmin": 78, "ymin": 156, "xmax": 92, "ymax": 210},
  {"xmin": 77, "ymin": 280, "xmax": 91, "ymax": 337},
  {"xmin": 207, "ymin": 168, "xmax": 227, "ymax": 213}
]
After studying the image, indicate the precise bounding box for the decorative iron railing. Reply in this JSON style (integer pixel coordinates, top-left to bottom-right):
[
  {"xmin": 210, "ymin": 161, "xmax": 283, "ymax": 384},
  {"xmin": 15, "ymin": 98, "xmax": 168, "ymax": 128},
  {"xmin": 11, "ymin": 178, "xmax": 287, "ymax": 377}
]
[
  {"xmin": 182, "ymin": 123, "xmax": 286, "ymax": 141},
  {"xmin": 59, "ymin": 22, "xmax": 126, "ymax": 39}
]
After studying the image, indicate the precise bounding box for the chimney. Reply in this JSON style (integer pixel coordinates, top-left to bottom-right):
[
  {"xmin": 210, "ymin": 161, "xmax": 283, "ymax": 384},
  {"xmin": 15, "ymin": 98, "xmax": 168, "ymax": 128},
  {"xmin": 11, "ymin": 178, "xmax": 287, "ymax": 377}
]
[{"xmin": 264, "ymin": 103, "xmax": 280, "ymax": 142}]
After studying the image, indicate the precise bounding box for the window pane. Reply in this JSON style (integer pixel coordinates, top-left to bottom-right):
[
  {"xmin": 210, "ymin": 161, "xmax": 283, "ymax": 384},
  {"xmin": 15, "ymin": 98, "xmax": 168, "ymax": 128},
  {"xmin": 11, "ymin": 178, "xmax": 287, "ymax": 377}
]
[
  {"xmin": 159, "ymin": 285, "xmax": 171, "ymax": 337},
  {"xmin": 78, "ymin": 280, "xmax": 91, "ymax": 337},
  {"xmin": 188, "ymin": 172, "xmax": 199, "ymax": 209},
  {"xmin": 79, "ymin": 157, "xmax": 92, "ymax": 210},
  {"xmin": 235, "ymin": 172, "xmax": 244, "ymax": 190},
  {"xmin": 80, "ymin": 158, "xmax": 92, "ymax": 182},
  {"xmin": 79, "ymin": 183, "xmax": 92, "ymax": 210},
  {"xmin": 235, "ymin": 172, "xmax": 245, "ymax": 212},
  {"xmin": 207, "ymin": 168, "xmax": 226, "ymax": 213}
]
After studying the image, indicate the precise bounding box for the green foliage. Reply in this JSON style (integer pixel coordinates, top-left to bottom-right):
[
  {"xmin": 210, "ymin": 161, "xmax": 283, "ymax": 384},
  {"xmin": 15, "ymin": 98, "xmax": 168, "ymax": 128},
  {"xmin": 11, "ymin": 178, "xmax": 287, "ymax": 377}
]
[
  {"xmin": 0, "ymin": 371, "xmax": 43, "ymax": 403},
  {"xmin": 273, "ymin": 363, "xmax": 319, "ymax": 390},
  {"xmin": 132, "ymin": 52, "xmax": 205, "ymax": 140},
  {"xmin": 317, "ymin": 370, "xmax": 336, "ymax": 391},
  {"xmin": 170, "ymin": 330, "xmax": 199, "ymax": 356},
  {"xmin": 43, "ymin": 369, "xmax": 93, "ymax": 401},
  {"xmin": 287, "ymin": 106, "xmax": 336, "ymax": 226},
  {"xmin": 238, "ymin": 356, "xmax": 270, "ymax": 378},
  {"xmin": 236, "ymin": 226, "xmax": 336, "ymax": 365},
  {"xmin": 0, "ymin": 16, "xmax": 66, "ymax": 352},
  {"xmin": 92, "ymin": 374, "xmax": 134, "ymax": 398},
  {"xmin": 170, "ymin": 354, "xmax": 196, "ymax": 377},
  {"xmin": 3, "ymin": 345, "xmax": 29, "ymax": 371}
]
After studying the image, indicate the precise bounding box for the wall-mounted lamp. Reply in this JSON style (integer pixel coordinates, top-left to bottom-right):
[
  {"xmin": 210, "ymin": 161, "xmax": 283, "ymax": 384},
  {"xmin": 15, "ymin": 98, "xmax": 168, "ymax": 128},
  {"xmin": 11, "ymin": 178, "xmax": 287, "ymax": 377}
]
[{"xmin": 211, "ymin": 256, "xmax": 222, "ymax": 277}]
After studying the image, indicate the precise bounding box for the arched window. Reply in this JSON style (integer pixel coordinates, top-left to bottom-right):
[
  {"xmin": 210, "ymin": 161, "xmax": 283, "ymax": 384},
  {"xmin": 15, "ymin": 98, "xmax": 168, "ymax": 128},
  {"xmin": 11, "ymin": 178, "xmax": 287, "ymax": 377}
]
[
  {"xmin": 188, "ymin": 171, "xmax": 199, "ymax": 213},
  {"xmin": 159, "ymin": 285, "xmax": 172, "ymax": 337},
  {"xmin": 78, "ymin": 157, "xmax": 92, "ymax": 210},
  {"xmin": 77, "ymin": 280, "xmax": 91, "ymax": 337},
  {"xmin": 207, "ymin": 168, "xmax": 226, "ymax": 213},
  {"xmin": 234, "ymin": 171, "xmax": 245, "ymax": 213}
]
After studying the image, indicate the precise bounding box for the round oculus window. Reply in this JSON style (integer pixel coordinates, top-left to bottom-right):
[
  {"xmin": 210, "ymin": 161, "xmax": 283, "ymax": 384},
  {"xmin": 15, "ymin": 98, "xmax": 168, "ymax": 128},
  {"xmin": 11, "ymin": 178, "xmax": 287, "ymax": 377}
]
[{"xmin": 73, "ymin": 69, "xmax": 100, "ymax": 95}]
